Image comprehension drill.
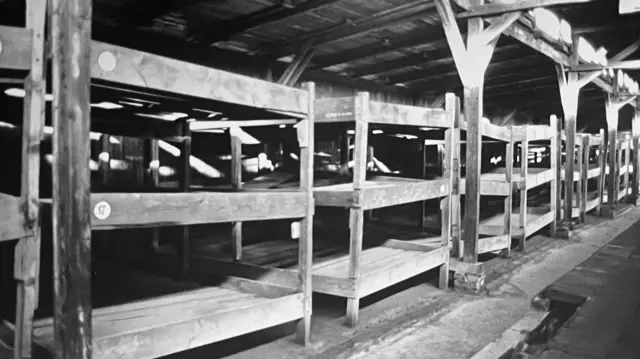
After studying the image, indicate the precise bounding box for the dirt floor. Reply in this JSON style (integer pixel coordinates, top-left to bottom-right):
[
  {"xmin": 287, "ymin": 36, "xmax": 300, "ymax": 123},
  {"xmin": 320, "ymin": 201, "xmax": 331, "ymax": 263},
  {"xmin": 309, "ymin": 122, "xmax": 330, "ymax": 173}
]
[{"xmin": 220, "ymin": 205, "xmax": 640, "ymax": 359}]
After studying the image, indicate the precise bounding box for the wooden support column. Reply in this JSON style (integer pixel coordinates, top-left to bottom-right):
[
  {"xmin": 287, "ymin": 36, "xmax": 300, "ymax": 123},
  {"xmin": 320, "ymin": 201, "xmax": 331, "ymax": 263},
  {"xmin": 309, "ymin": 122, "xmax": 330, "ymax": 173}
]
[
  {"xmin": 346, "ymin": 92, "xmax": 369, "ymax": 327},
  {"xmin": 575, "ymin": 141, "xmax": 583, "ymax": 222},
  {"xmin": 519, "ymin": 132, "xmax": 529, "ymax": 250},
  {"xmin": 632, "ymin": 104, "xmax": 640, "ymax": 205},
  {"xmin": 451, "ymin": 97, "xmax": 462, "ymax": 259},
  {"xmin": 439, "ymin": 93, "xmax": 456, "ymax": 287},
  {"xmin": 296, "ymin": 82, "xmax": 315, "ymax": 345},
  {"xmin": 436, "ymin": 0, "xmax": 521, "ymax": 263},
  {"xmin": 580, "ymin": 136, "xmax": 589, "ymax": 222},
  {"xmin": 597, "ymin": 128, "xmax": 606, "ymax": 213},
  {"xmin": 605, "ymin": 95, "xmax": 619, "ymax": 216},
  {"xmin": 550, "ymin": 115, "xmax": 560, "ymax": 236},
  {"xmin": 14, "ymin": 0, "xmax": 47, "ymax": 357},
  {"xmin": 50, "ymin": 0, "xmax": 93, "ymax": 356},
  {"xmin": 178, "ymin": 122, "xmax": 192, "ymax": 274},
  {"xmin": 145, "ymin": 139, "xmax": 161, "ymax": 251},
  {"xmin": 556, "ymin": 59, "xmax": 579, "ymax": 235},
  {"xmin": 419, "ymin": 134, "xmax": 428, "ymax": 231},
  {"xmin": 504, "ymin": 132, "xmax": 514, "ymax": 257},
  {"xmin": 230, "ymin": 127, "xmax": 243, "ymax": 261},
  {"xmin": 623, "ymin": 135, "xmax": 631, "ymax": 201}
]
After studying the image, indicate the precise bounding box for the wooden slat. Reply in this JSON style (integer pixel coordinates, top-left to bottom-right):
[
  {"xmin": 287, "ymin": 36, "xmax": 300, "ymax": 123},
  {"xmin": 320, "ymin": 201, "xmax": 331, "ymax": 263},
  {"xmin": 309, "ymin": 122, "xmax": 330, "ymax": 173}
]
[
  {"xmin": 54, "ymin": 192, "xmax": 310, "ymax": 229},
  {"xmin": 360, "ymin": 178, "xmax": 451, "ymax": 210},
  {"xmin": 0, "ymin": 25, "xmax": 33, "ymax": 70},
  {"xmin": 315, "ymin": 97, "xmax": 356, "ymax": 122},
  {"xmin": 90, "ymin": 41, "xmax": 308, "ymax": 115},
  {"xmin": 368, "ymin": 101, "xmax": 449, "ymax": 128},
  {"xmin": 477, "ymin": 235, "xmax": 510, "ymax": 254}
]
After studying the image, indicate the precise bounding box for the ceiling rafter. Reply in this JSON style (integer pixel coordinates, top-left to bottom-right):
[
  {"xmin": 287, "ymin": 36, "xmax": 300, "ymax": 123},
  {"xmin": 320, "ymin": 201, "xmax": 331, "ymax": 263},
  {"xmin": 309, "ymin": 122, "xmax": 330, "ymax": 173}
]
[
  {"xmin": 187, "ymin": 0, "xmax": 343, "ymax": 44},
  {"xmin": 457, "ymin": 0, "xmax": 601, "ymax": 18}
]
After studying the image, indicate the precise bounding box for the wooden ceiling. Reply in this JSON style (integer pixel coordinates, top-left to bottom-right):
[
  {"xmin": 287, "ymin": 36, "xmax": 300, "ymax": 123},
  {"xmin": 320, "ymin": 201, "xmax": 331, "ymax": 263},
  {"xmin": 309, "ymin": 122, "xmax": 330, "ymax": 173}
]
[{"xmin": 0, "ymin": 0, "xmax": 638, "ymax": 130}]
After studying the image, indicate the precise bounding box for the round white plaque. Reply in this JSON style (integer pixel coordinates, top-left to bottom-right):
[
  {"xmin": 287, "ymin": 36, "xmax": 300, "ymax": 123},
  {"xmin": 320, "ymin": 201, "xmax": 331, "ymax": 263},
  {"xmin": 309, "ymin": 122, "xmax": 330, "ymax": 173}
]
[
  {"xmin": 98, "ymin": 51, "xmax": 117, "ymax": 72},
  {"xmin": 93, "ymin": 201, "xmax": 112, "ymax": 220}
]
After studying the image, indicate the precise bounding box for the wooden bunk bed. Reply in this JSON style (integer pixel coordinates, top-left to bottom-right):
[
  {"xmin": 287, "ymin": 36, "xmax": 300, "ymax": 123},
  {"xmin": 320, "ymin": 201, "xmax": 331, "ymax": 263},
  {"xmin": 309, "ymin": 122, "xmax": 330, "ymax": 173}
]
[
  {"xmin": 469, "ymin": 120, "xmax": 558, "ymax": 252},
  {"xmin": 603, "ymin": 132, "xmax": 633, "ymax": 210},
  {"xmin": 457, "ymin": 118, "xmax": 515, "ymax": 258},
  {"xmin": 559, "ymin": 130, "xmax": 606, "ymax": 223},
  {"xmin": 2, "ymin": 32, "xmax": 317, "ymax": 357},
  {"xmin": 190, "ymin": 93, "xmax": 455, "ymax": 328}
]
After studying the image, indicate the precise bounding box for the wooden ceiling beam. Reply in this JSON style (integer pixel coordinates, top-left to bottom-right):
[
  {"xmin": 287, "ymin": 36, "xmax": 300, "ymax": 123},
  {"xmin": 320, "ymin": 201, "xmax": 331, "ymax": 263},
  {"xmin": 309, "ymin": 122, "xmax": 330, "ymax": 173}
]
[
  {"xmin": 457, "ymin": 0, "xmax": 600, "ymax": 18},
  {"xmin": 571, "ymin": 60, "xmax": 640, "ymax": 72},
  {"xmin": 187, "ymin": 0, "xmax": 342, "ymax": 44},
  {"xmin": 261, "ymin": 0, "xmax": 437, "ymax": 59}
]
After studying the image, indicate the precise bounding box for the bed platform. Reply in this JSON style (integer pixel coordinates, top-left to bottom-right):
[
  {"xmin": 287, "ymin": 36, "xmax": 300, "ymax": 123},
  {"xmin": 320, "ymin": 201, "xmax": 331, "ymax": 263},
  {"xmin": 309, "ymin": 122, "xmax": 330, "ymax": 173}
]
[
  {"xmin": 478, "ymin": 205, "xmax": 556, "ymax": 239},
  {"xmin": 0, "ymin": 24, "xmax": 318, "ymax": 357}
]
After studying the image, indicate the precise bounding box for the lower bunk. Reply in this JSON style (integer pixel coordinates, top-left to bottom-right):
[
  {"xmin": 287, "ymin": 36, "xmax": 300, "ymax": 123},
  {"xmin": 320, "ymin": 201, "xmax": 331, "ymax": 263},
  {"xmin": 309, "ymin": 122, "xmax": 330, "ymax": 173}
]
[{"xmin": 478, "ymin": 205, "xmax": 554, "ymax": 243}]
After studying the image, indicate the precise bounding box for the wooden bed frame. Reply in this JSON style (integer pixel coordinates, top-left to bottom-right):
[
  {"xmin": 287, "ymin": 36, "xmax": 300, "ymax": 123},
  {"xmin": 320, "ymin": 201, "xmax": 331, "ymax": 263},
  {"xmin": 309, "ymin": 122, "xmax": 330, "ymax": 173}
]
[
  {"xmin": 559, "ymin": 130, "xmax": 606, "ymax": 223},
  {"xmin": 1, "ymin": 16, "xmax": 317, "ymax": 356},
  {"xmin": 457, "ymin": 117, "xmax": 515, "ymax": 258}
]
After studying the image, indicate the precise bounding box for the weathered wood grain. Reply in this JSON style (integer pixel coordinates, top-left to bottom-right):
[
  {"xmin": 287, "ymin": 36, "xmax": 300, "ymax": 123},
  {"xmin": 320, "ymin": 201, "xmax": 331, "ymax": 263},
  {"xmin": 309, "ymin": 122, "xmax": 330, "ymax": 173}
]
[
  {"xmin": 0, "ymin": 194, "xmax": 32, "ymax": 242},
  {"xmin": 0, "ymin": 25, "xmax": 32, "ymax": 70},
  {"xmin": 368, "ymin": 101, "xmax": 449, "ymax": 128},
  {"xmin": 50, "ymin": 0, "xmax": 93, "ymax": 356},
  {"xmin": 91, "ymin": 41, "xmax": 308, "ymax": 115},
  {"xmin": 314, "ymin": 97, "xmax": 355, "ymax": 122}
]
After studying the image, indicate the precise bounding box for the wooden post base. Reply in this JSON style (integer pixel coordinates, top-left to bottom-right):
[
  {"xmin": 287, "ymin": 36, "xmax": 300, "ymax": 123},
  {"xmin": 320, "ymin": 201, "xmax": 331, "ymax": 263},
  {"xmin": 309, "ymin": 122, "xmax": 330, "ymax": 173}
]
[
  {"xmin": 600, "ymin": 205, "xmax": 617, "ymax": 218},
  {"xmin": 555, "ymin": 227, "xmax": 572, "ymax": 240},
  {"xmin": 450, "ymin": 260, "xmax": 485, "ymax": 295}
]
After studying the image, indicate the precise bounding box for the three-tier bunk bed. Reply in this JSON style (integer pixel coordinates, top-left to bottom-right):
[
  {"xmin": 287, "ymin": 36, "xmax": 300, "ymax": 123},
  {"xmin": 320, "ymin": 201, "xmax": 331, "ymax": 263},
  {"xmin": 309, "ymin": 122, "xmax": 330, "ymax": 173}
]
[
  {"xmin": 185, "ymin": 92, "xmax": 455, "ymax": 328},
  {"xmin": 457, "ymin": 117, "xmax": 515, "ymax": 258},
  {"xmin": 559, "ymin": 130, "xmax": 606, "ymax": 224},
  {"xmin": 603, "ymin": 131, "xmax": 633, "ymax": 214},
  {"xmin": 2, "ymin": 26, "xmax": 318, "ymax": 357}
]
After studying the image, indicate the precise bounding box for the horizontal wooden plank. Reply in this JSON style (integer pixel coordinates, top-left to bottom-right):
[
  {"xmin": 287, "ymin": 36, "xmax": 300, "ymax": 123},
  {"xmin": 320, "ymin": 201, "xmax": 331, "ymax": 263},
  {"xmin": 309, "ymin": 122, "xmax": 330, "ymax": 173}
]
[
  {"xmin": 361, "ymin": 177, "xmax": 450, "ymax": 210},
  {"xmin": 368, "ymin": 101, "xmax": 450, "ymax": 128},
  {"xmin": 91, "ymin": 41, "xmax": 308, "ymax": 115},
  {"xmin": 35, "ymin": 289, "xmax": 304, "ymax": 359},
  {"xmin": 459, "ymin": 176, "xmax": 511, "ymax": 196},
  {"xmin": 315, "ymin": 97, "xmax": 355, "ymax": 122},
  {"xmin": 0, "ymin": 26, "xmax": 32, "ymax": 71},
  {"xmin": 477, "ymin": 235, "xmax": 510, "ymax": 255},
  {"xmin": 513, "ymin": 125, "xmax": 555, "ymax": 142},
  {"xmin": 460, "ymin": 119, "xmax": 512, "ymax": 142},
  {"xmin": 0, "ymin": 194, "xmax": 32, "ymax": 242},
  {"xmin": 458, "ymin": 0, "xmax": 597, "ymax": 18},
  {"xmin": 190, "ymin": 119, "xmax": 298, "ymax": 131},
  {"xmin": 358, "ymin": 246, "xmax": 448, "ymax": 297},
  {"xmin": 42, "ymin": 191, "xmax": 309, "ymax": 229}
]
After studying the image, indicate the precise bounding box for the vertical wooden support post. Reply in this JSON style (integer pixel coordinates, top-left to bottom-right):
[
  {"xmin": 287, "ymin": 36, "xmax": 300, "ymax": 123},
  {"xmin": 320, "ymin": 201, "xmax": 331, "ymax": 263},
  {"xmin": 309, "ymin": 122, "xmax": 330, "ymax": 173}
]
[
  {"xmin": 597, "ymin": 128, "xmax": 606, "ymax": 213},
  {"xmin": 366, "ymin": 146, "xmax": 374, "ymax": 220},
  {"xmin": 504, "ymin": 132, "xmax": 514, "ymax": 257},
  {"xmin": 419, "ymin": 134, "xmax": 428, "ymax": 231},
  {"xmin": 50, "ymin": 0, "xmax": 93, "ymax": 356},
  {"xmin": 615, "ymin": 138, "xmax": 622, "ymax": 205},
  {"xmin": 632, "ymin": 105, "xmax": 640, "ymax": 205},
  {"xmin": 563, "ymin": 115, "xmax": 577, "ymax": 228},
  {"xmin": 296, "ymin": 82, "xmax": 315, "ymax": 345},
  {"xmin": 346, "ymin": 92, "xmax": 369, "ymax": 327},
  {"xmin": 99, "ymin": 135, "xmax": 111, "ymax": 187},
  {"xmin": 14, "ymin": 1, "xmax": 47, "ymax": 357},
  {"xmin": 178, "ymin": 123, "xmax": 192, "ymax": 274},
  {"xmin": 605, "ymin": 97, "xmax": 619, "ymax": 216},
  {"xmin": 580, "ymin": 136, "xmax": 589, "ymax": 223},
  {"xmin": 575, "ymin": 140, "xmax": 583, "ymax": 222},
  {"xmin": 439, "ymin": 93, "xmax": 455, "ymax": 288},
  {"xmin": 623, "ymin": 135, "xmax": 630, "ymax": 201},
  {"xmin": 146, "ymin": 139, "xmax": 160, "ymax": 250},
  {"xmin": 451, "ymin": 97, "xmax": 462, "ymax": 259},
  {"xmin": 462, "ymin": 83, "xmax": 482, "ymax": 263},
  {"xmin": 230, "ymin": 127, "xmax": 243, "ymax": 260},
  {"xmin": 550, "ymin": 115, "xmax": 560, "ymax": 236},
  {"xmin": 518, "ymin": 131, "xmax": 529, "ymax": 251}
]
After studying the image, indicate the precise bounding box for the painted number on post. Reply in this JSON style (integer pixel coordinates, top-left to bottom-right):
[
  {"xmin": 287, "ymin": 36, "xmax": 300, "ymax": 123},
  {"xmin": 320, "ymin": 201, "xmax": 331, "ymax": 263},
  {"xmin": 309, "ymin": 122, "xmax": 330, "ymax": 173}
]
[{"xmin": 93, "ymin": 201, "xmax": 112, "ymax": 220}]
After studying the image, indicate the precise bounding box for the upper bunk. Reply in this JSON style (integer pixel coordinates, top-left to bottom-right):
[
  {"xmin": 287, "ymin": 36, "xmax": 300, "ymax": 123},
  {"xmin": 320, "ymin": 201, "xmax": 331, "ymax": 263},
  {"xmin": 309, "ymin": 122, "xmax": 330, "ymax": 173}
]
[{"xmin": 560, "ymin": 131, "xmax": 605, "ymax": 182}]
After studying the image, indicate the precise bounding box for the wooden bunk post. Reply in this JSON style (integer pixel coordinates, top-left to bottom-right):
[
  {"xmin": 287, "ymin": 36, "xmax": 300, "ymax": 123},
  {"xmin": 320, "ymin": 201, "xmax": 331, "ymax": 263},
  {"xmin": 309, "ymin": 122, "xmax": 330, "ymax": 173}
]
[
  {"xmin": 230, "ymin": 126, "xmax": 243, "ymax": 261},
  {"xmin": 99, "ymin": 134, "xmax": 111, "ymax": 187},
  {"xmin": 439, "ymin": 93, "xmax": 456, "ymax": 288},
  {"xmin": 50, "ymin": 0, "xmax": 93, "ymax": 356},
  {"xmin": 145, "ymin": 139, "xmax": 161, "ymax": 250},
  {"xmin": 178, "ymin": 121, "xmax": 192, "ymax": 274},
  {"xmin": 632, "ymin": 105, "xmax": 640, "ymax": 205},
  {"xmin": 504, "ymin": 131, "xmax": 514, "ymax": 257},
  {"xmin": 580, "ymin": 136, "xmax": 589, "ymax": 223},
  {"xmin": 420, "ymin": 134, "xmax": 428, "ymax": 231},
  {"xmin": 575, "ymin": 140, "xmax": 583, "ymax": 223},
  {"xmin": 597, "ymin": 128, "xmax": 606, "ymax": 214},
  {"xmin": 605, "ymin": 97, "xmax": 618, "ymax": 217},
  {"xmin": 451, "ymin": 96, "xmax": 462, "ymax": 259},
  {"xmin": 14, "ymin": 0, "xmax": 47, "ymax": 357},
  {"xmin": 623, "ymin": 135, "xmax": 630, "ymax": 201},
  {"xmin": 346, "ymin": 91, "xmax": 369, "ymax": 327},
  {"xmin": 550, "ymin": 115, "xmax": 560, "ymax": 236},
  {"xmin": 518, "ymin": 130, "xmax": 528, "ymax": 252},
  {"xmin": 296, "ymin": 82, "xmax": 315, "ymax": 345}
]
